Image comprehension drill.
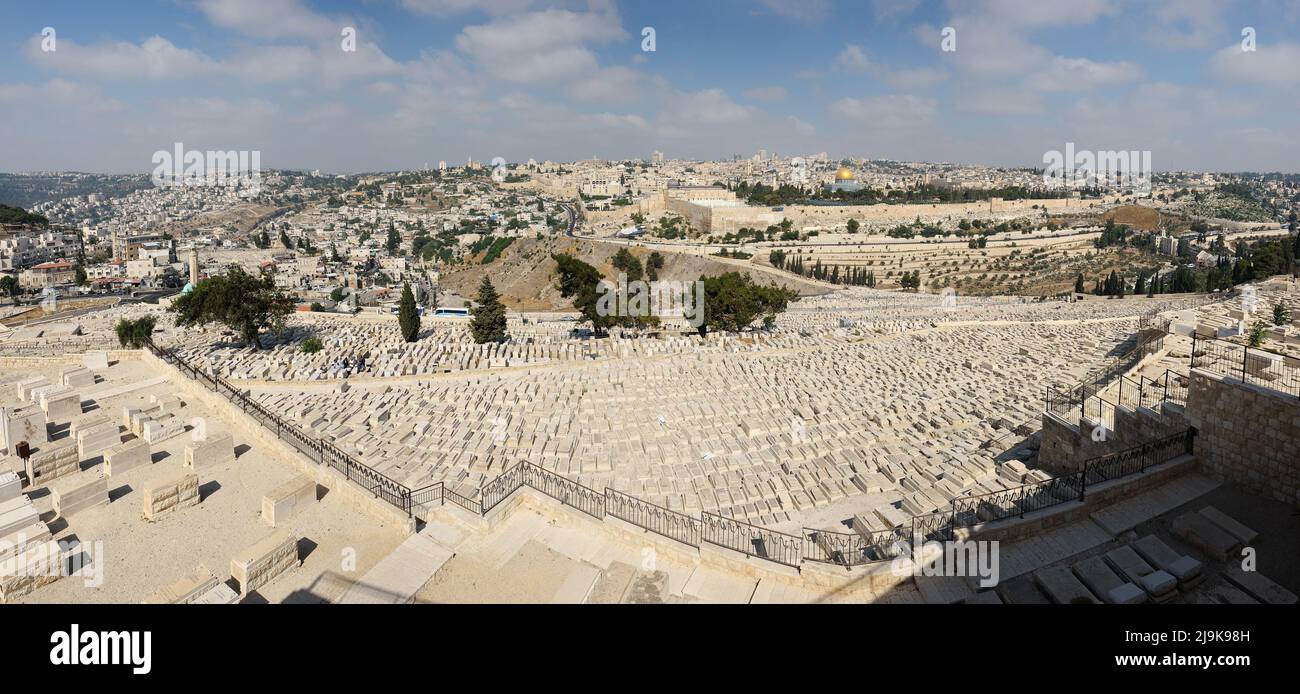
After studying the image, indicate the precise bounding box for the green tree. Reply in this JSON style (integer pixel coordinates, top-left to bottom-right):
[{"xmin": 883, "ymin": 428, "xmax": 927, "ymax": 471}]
[
  {"xmin": 1248, "ymin": 320, "xmax": 1268, "ymax": 348},
  {"xmin": 696, "ymin": 272, "xmax": 792, "ymax": 336},
  {"xmin": 74, "ymin": 266, "xmax": 88, "ymax": 286},
  {"xmin": 301, "ymin": 336, "xmax": 323, "ymax": 353},
  {"xmin": 553, "ymin": 253, "xmax": 617, "ymax": 335},
  {"xmin": 0, "ymin": 275, "xmax": 19, "ymax": 299},
  {"xmin": 1273, "ymin": 303, "xmax": 1292, "ymax": 326},
  {"xmin": 386, "ymin": 223, "xmax": 401, "ymax": 256},
  {"xmin": 470, "ymin": 277, "xmax": 508, "ymax": 344},
  {"xmin": 646, "ymin": 251, "xmax": 665, "ymax": 281},
  {"xmin": 1074, "ymin": 273, "xmax": 1085, "ymax": 294},
  {"xmin": 611, "ymin": 248, "xmax": 643, "ymax": 282},
  {"xmin": 398, "ymin": 281, "xmax": 420, "ymax": 342},
  {"xmin": 169, "ymin": 266, "xmax": 293, "ymax": 349},
  {"xmin": 846, "ymin": 219, "xmax": 860, "ymax": 234},
  {"xmin": 114, "ymin": 315, "xmax": 157, "ymax": 348}
]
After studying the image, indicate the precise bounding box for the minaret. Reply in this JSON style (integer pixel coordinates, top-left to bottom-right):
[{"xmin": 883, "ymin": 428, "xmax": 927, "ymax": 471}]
[{"xmin": 188, "ymin": 247, "xmax": 199, "ymax": 285}]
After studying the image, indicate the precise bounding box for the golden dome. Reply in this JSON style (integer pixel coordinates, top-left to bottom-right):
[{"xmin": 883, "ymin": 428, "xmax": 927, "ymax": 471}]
[{"xmin": 835, "ymin": 167, "xmax": 856, "ymax": 181}]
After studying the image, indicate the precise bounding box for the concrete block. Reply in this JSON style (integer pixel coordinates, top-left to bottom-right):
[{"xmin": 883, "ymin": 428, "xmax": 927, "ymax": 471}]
[
  {"xmin": 0, "ymin": 496, "xmax": 40, "ymax": 538},
  {"xmin": 142, "ymin": 472, "xmax": 200, "ymax": 521},
  {"xmin": 51, "ymin": 472, "xmax": 107, "ymax": 518},
  {"xmin": 60, "ymin": 367, "xmax": 95, "ymax": 388},
  {"xmin": 230, "ymin": 530, "xmax": 299, "ymax": 595},
  {"xmin": 261, "ymin": 476, "xmax": 316, "ymax": 527},
  {"xmin": 183, "ymin": 432, "xmax": 235, "ymax": 471},
  {"xmin": 1197, "ymin": 506, "xmax": 1258, "ymax": 545},
  {"xmin": 142, "ymin": 417, "xmax": 186, "ymax": 444},
  {"xmin": 0, "ymin": 540, "xmax": 63, "ymax": 603},
  {"xmin": 41, "ymin": 391, "xmax": 82, "ymax": 422},
  {"xmin": 24, "ymin": 444, "xmax": 80, "ymax": 486},
  {"xmin": 77, "ymin": 422, "xmax": 122, "ymax": 460},
  {"xmin": 82, "ymin": 351, "xmax": 109, "ymax": 370},
  {"xmin": 103, "ymin": 439, "xmax": 150, "ymax": 476},
  {"xmin": 1172, "ymin": 511, "xmax": 1241, "ymax": 560},
  {"xmin": 0, "ymin": 471, "xmax": 20, "ymax": 503},
  {"xmin": 1, "ymin": 405, "xmax": 48, "ymax": 451},
  {"xmin": 142, "ymin": 565, "xmax": 219, "ymax": 604}
]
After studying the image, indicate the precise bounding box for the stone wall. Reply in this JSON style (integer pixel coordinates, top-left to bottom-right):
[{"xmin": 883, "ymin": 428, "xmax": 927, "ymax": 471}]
[{"xmin": 1185, "ymin": 370, "xmax": 1300, "ymax": 507}]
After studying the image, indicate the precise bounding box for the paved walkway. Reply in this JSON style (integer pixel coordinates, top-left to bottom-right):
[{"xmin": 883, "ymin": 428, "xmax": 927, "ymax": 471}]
[
  {"xmin": 337, "ymin": 528, "xmax": 456, "ymax": 604},
  {"xmin": 1090, "ymin": 470, "xmax": 1219, "ymax": 535}
]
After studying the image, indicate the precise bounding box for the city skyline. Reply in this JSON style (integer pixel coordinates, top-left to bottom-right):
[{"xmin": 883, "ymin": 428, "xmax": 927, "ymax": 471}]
[{"xmin": 2, "ymin": 0, "xmax": 1300, "ymax": 173}]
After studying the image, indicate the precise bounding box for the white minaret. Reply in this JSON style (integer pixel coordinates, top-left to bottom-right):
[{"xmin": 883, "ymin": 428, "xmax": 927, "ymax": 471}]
[{"xmin": 188, "ymin": 247, "xmax": 199, "ymax": 285}]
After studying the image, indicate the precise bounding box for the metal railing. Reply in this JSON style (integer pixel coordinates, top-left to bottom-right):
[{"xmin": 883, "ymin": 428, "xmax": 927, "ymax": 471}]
[
  {"xmin": 1047, "ymin": 334, "xmax": 1166, "ymax": 419},
  {"xmin": 144, "ymin": 337, "xmax": 415, "ymax": 515},
  {"xmin": 1191, "ymin": 333, "xmax": 1300, "ymax": 399},
  {"xmin": 701, "ymin": 513, "xmax": 803, "ymax": 568},
  {"xmin": 1083, "ymin": 429, "xmax": 1195, "ymax": 487},
  {"xmin": 950, "ymin": 428, "xmax": 1195, "ymax": 528},
  {"xmin": 606, "ymin": 489, "xmax": 701, "ymax": 547}
]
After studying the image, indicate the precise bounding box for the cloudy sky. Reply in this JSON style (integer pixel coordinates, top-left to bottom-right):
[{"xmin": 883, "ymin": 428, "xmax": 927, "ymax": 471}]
[{"xmin": 2, "ymin": 0, "xmax": 1299, "ymax": 173}]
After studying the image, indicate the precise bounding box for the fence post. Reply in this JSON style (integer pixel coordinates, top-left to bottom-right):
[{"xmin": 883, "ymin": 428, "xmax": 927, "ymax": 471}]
[
  {"xmin": 1241, "ymin": 345, "xmax": 1249, "ymax": 386},
  {"xmin": 1078, "ymin": 464, "xmax": 1087, "ymax": 502}
]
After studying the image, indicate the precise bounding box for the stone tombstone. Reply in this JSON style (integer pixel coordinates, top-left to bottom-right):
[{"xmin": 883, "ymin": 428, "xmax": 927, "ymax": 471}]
[{"xmin": 190, "ymin": 417, "xmax": 208, "ymax": 441}]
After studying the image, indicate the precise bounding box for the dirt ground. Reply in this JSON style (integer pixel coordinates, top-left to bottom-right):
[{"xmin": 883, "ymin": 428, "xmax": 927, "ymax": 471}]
[{"xmin": 2, "ymin": 358, "xmax": 407, "ymax": 604}]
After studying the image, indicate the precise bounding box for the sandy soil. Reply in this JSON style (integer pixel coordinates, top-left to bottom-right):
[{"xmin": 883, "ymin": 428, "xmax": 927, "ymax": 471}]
[{"xmin": 3, "ymin": 358, "xmax": 407, "ymax": 604}]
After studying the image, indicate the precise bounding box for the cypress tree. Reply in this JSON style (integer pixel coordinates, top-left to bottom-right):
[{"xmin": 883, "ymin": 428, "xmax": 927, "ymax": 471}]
[
  {"xmin": 398, "ymin": 281, "xmax": 420, "ymax": 342},
  {"xmin": 470, "ymin": 277, "xmax": 508, "ymax": 344}
]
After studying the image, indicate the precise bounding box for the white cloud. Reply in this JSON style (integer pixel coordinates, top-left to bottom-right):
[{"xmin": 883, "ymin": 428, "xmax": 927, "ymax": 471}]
[
  {"xmin": 26, "ymin": 35, "xmax": 217, "ymax": 80},
  {"xmin": 566, "ymin": 66, "xmax": 646, "ymax": 103},
  {"xmin": 787, "ymin": 115, "xmax": 816, "ymax": 134},
  {"xmin": 454, "ymin": 8, "xmax": 626, "ymax": 84},
  {"xmin": 658, "ymin": 89, "xmax": 756, "ymax": 129},
  {"xmin": 195, "ymin": 0, "xmax": 340, "ymax": 40},
  {"xmin": 0, "ymin": 78, "xmax": 123, "ymax": 112},
  {"xmin": 1144, "ymin": 0, "xmax": 1227, "ymax": 50},
  {"xmin": 835, "ymin": 44, "xmax": 873, "ymax": 73},
  {"xmin": 833, "ymin": 44, "xmax": 946, "ymax": 89},
  {"xmin": 1209, "ymin": 42, "xmax": 1300, "ymax": 86},
  {"xmin": 1026, "ymin": 57, "xmax": 1141, "ymax": 91},
  {"xmin": 744, "ymin": 86, "xmax": 788, "ymax": 101},
  {"xmin": 828, "ymin": 94, "xmax": 937, "ymax": 126}
]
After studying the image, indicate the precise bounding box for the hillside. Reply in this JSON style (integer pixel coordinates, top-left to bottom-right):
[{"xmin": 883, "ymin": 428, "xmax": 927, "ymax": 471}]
[{"xmin": 438, "ymin": 236, "xmax": 827, "ymax": 310}]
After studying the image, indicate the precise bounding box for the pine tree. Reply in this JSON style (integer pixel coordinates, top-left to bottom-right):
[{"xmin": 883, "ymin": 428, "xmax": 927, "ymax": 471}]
[
  {"xmin": 398, "ymin": 281, "xmax": 420, "ymax": 342},
  {"xmin": 1074, "ymin": 273, "xmax": 1085, "ymax": 294},
  {"xmin": 470, "ymin": 277, "xmax": 507, "ymax": 344}
]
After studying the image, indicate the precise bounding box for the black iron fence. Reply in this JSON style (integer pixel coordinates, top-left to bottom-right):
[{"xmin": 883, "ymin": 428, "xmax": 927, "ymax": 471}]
[
  {"xmin": 1191, "ymin": 333, "xmax": 1300, "ymax": 399},
  {"xmin": 701, "ymin": 513, "xmax": 803, "ymax": 568},
  {"xmin": 521, "ymin": 463, "xmax": 607, "ymax": 520},
  {"xmin": 144, "ymin": 338, "xmax": 415, "ymax": 515},
  {"xmin": 1046, "ymin": 334, "xmax": 1166, "ymax": 419},
  {"xmin": 950, "ymin": 428, "xmax": 1195, "ymax": 529},
  {"xmin": 606, "ymin": 489, "xmax": 701, "ymax": 547},
  {"xmin": 1083, "ymin": 429, "xmax": 1195, "ymax": 487}
]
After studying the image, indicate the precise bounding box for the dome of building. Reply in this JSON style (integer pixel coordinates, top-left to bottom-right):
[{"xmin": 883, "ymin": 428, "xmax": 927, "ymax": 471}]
[{"xmin": 835, "ymin": 167, "xmax": 856, "ymax": 181}]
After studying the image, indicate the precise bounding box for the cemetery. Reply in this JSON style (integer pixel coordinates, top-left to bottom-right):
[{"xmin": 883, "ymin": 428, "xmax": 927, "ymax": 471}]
[{"xmin": 0, "ymin": 278, "xmax": 1295, "ymax": 604}]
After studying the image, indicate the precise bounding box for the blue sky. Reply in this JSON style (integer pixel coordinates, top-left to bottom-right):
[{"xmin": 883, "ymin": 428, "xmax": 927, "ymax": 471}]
[{"xmin": 2, "ymin": 0, "xmax": 1299, "ymax": 173}]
